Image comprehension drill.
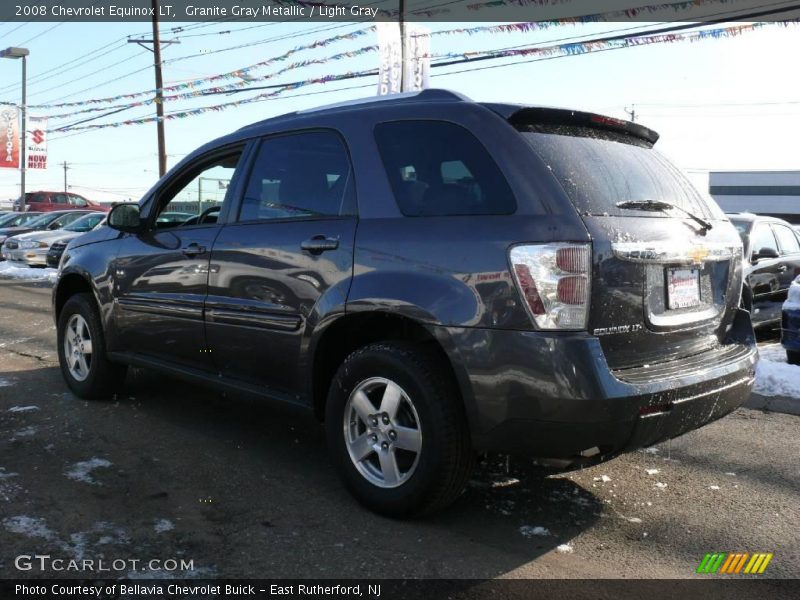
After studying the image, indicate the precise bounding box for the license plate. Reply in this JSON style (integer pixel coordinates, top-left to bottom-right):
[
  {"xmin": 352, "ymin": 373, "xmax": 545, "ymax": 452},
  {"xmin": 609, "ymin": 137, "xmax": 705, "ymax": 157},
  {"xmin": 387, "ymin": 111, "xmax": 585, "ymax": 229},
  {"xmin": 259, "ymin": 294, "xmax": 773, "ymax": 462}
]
[{"xmin": 667, "ymin": 268, "xmax": 700, "ymax": 309}]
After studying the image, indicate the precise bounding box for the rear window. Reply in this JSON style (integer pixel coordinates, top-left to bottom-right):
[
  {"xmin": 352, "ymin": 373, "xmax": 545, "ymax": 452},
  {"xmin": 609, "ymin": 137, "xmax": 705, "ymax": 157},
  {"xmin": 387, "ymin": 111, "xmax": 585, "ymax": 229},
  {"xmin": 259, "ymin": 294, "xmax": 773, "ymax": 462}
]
[
  {"xmin": 374, "ymin": 120, "xmax": 516, "ymax": 216},
  {"xmin": 519, "ymin": 125, "xmax": 721, "ymax": 219}
]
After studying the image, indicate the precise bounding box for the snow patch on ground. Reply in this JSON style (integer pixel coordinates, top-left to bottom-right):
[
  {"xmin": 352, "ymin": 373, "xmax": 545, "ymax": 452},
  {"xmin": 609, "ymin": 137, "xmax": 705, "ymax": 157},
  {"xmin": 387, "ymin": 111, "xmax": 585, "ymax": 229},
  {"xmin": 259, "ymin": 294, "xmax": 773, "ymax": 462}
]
[
  {"xmin": 519, "ymin": 525, "xmax": 551, "ymax": 538},
  {"xmin": 65, "ymin": 458, "xmax": 112, "ymax": 485},
  {"xmin": 0, "ymin": 262, "xmax": 58, "ymax": 282},
  {"xmin": 593, "ymin": 475, "xmax": 611, "ymax": 483},
  {"xmin": 645, "ymin": 469, "xmax": 660, "ymax": 475},
  {"xmin": 8, "ymin": 405, "xmax": 39, "ymax": 413},
  {"xmin": 154, "ymin": 518, "xmax": 175, "ymax": 533},
  {"xmin": 654, "ymin": 482, "xmax": 668, "ymax": 489},
  {"xmin": 3, "ymin": 515, "xmax": 59, "ymax": 541},
  {"xmin": 754, "ymin": 344, "xmax": 800, "ymax": 399},
  {"xmin": 0, "ymin": 378, "xmax": 14, "ymax": 387},
  {"xmin": 556, "ymin": 543, "xmax": 574, "ymax": 554},
  {"xmin": 11, "ymin": 426, "xmax": 37, "ymax": 440}
]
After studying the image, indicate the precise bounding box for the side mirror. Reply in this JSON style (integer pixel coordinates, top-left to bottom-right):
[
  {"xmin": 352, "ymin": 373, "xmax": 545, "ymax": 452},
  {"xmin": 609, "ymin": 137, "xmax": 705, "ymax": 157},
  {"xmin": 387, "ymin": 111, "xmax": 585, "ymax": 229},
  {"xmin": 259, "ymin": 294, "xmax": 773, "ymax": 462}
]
[
  {"xmin": 108, "ymin": 203, "xmax": 143, "ymax": 233},
  {"xmin": 752, "ymin": 247, "xmax": 779, "ymax": 262}
]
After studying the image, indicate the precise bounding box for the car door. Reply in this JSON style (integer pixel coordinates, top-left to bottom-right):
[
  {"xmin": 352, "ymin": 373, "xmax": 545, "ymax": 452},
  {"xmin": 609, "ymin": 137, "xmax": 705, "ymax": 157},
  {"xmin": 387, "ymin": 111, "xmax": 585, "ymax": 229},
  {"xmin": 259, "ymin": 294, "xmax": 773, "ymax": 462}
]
[
  {"xmin": 746, "ymin": 222, "xmax": 783, "ymax": 324},
  {"xmin": 772, "ymin": 223, "xmax": 800, "ymax": 299},
  {"xmin": 205, "ymin": 130, "xmax": 357, "ymax": 399},
  {"xmin": 110, "ymin": 145, "xmax": 247, "ymax": 371}
]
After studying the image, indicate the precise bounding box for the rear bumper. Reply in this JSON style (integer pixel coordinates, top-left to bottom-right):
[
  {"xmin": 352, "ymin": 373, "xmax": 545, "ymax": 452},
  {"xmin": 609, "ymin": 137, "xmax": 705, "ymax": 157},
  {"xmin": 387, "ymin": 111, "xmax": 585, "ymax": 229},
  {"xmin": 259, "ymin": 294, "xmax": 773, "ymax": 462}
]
[
  {"xmin": 439, "ymin": 308, "xmax": 757, "ymax": 463},
  {"xmin": 781, "ymin": 306, "xmax": 800, "ymax": 352}
]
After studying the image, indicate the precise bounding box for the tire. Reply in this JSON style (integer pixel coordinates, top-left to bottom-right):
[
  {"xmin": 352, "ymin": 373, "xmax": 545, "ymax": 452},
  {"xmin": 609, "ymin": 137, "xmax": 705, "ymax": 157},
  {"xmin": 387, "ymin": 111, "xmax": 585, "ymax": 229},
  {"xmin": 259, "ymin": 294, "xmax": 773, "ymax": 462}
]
[
  {"xmin": 788, "ymin": 350, "xmax": 800, "ymax": 366},
  {"xmin": 57, "ymin": 293, "xmax": 127, "ymax": 399},
  {"xmin": 325, "ymin": 341, "xmax": 473, "ymax": 518}
]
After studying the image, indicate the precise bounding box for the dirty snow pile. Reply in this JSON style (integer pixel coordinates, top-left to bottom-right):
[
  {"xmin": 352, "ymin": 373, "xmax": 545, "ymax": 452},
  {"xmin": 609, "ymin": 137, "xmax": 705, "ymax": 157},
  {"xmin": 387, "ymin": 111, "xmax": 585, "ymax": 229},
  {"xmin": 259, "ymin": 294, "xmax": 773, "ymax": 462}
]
[
  {"xmin": 0, "ymin": 262, "xmax": 58, "ymax": 282},
  {"xmin": 754, "ymin": 344, "xmax": 800, "ymax": 399}
]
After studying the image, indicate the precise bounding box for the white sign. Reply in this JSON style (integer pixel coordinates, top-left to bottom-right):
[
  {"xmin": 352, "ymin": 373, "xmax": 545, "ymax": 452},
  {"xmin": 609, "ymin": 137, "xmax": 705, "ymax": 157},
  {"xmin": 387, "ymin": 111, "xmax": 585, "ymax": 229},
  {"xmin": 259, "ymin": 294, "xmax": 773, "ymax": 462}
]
[
  {"xmin": 27, "ymin": 116, "xmax": 48, "ymax": 170},
  {"xmin": 377, "ymin": 22, "xmax": 402, "ymax": 96},
  {"xmin": 403, "ymin": 25, "xmax": 430, "ymax": 93}
]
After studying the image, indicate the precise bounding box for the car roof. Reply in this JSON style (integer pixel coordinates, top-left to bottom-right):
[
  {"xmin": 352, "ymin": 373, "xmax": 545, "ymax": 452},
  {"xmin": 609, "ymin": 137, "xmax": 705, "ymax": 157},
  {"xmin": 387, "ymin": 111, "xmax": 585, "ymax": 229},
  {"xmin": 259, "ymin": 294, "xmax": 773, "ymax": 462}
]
[{"xmin": 726, "ymin": 212, "xmax": 794, "ymax": 226}]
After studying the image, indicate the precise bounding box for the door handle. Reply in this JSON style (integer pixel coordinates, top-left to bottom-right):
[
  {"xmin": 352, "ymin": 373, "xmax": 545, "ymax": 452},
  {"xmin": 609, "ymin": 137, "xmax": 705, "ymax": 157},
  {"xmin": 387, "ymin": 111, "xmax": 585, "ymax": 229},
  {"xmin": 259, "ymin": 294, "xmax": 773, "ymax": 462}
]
[
  {"xmin": 301, "ymin": 235, "xmax": 339, "ymax": 255},
  {"xmin": 777, "ymin": 265, "xmax": 788, "ymax": 273},
  {"xmin": 181, "ymin": 243, "xmax": 206, "ymax": 257}
]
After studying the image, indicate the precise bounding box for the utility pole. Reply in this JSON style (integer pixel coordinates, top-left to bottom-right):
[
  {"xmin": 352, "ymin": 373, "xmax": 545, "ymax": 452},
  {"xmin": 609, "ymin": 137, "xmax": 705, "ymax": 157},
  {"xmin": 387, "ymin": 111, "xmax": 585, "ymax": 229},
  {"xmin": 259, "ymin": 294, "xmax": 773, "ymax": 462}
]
[
  {"xmin": 62, "ymin": 161, "xmax": 69, "ymax": 192},
  {"xmin": 128, "ymin": 0, "xmax": 178, "ymax": 178},
  {"xmin": 398, "ymin": 0, "xmax": 405, "ymax": 91},
  {"xmin": 624, "ymin": 105, "xmax": 636, "ymax": 122}
]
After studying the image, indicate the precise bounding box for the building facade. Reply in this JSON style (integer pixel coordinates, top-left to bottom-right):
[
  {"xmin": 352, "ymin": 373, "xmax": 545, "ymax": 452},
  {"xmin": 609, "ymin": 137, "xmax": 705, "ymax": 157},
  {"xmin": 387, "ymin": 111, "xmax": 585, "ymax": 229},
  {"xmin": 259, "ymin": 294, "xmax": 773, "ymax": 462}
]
[{"xmin": 709, "ymin": 171, "xmax": 800, "ymax": 224}]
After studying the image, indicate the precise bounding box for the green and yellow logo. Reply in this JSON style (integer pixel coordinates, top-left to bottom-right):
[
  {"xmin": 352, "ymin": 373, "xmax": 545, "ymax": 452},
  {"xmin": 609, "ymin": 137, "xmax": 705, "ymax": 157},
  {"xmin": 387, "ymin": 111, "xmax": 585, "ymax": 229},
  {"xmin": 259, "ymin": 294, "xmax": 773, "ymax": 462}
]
[{"xmin": 697, "ymin": 552, "xmax": 773, "ymax": 574}]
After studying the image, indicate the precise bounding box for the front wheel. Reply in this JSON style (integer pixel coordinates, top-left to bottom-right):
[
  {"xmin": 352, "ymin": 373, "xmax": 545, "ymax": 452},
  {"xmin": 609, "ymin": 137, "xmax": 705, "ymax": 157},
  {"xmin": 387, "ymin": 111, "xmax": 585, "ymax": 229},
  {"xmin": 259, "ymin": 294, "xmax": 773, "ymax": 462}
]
[
  {"xmin": 325, "ymin": 342, "xmax": 473, "ymax": 518},
  {"xmin": 57, "ymin": 293, "xmax": 127, "ymax": 399}
]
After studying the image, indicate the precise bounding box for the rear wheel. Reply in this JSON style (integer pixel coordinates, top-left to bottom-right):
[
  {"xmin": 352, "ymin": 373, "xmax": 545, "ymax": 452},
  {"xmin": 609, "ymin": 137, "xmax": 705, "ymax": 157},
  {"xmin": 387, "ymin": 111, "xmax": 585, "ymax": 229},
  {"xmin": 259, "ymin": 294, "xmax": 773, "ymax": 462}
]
[
  {"xmin": 57, "ymin": 293, "xmax": 127, "ymax": 399},
  {"xmin": 325, "ymin": 342, "xmax": 473, "ymax": 517},
  {"xmin": 788, "ymin": 350, "xmax": 800, "ymax": 366}
]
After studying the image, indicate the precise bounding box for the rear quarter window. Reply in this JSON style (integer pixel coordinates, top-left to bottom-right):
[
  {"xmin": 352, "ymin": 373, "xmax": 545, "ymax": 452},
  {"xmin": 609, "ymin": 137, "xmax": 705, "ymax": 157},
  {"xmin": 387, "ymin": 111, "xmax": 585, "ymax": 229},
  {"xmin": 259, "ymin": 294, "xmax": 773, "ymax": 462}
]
[{"xmin": 374, "ymin": 120, "xmax": 516, "ymax": 217}]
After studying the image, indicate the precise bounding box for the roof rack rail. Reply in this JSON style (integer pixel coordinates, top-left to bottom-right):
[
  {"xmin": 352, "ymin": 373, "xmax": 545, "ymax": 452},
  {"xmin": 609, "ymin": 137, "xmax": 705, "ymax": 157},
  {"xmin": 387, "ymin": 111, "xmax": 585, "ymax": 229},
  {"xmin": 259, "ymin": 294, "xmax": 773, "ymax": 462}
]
[{"xmin": 296, "ymin": 88, "xmax": 470, "ymax": 114}]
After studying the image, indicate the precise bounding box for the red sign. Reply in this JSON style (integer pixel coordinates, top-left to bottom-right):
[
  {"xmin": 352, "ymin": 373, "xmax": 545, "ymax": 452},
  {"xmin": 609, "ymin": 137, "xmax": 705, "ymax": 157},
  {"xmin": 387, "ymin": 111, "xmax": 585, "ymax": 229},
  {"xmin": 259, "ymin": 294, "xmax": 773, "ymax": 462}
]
[{"xmin": 1, "ymin": 107, "xmax": 20, "ymax": 170}]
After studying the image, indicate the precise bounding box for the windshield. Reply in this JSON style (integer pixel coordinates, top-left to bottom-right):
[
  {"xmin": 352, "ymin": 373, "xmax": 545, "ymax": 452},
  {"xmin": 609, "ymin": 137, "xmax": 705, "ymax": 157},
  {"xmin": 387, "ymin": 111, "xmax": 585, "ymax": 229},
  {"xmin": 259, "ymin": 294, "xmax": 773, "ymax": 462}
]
[
  {"xmin": 730, "ymin": 219, "xmax": 752, "ymax": 246},
  {"xmin": 64, "ymin": 213, "xmax": 104, "ymax": 232},
  {"xmin": 519, "ymin": 125, "xmax": 724, "ymax": 219},
  {"xmin": 26, "ymin": 212, "xmax": 62, "ymax": 228},
  {"xmin": 1, "ymin": 212, "xmax": 44, "ymax": 227}
]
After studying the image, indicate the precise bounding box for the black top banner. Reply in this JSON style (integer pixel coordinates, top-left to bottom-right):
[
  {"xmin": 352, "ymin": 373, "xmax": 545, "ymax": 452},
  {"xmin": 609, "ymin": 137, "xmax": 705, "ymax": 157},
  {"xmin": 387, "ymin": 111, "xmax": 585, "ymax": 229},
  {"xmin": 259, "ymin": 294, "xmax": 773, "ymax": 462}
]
[{"xmin": 2, "ymin": 0, "xmax": 800, "ymax": 23}]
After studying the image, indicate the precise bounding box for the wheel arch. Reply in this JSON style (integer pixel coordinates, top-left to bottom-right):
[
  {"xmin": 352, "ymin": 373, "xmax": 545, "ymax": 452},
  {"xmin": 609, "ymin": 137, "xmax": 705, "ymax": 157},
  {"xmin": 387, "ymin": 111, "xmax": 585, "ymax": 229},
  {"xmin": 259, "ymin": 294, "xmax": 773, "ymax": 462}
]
[{"xmin": 309, "ymin": 311, "xmax": 475, "ymax": 430}]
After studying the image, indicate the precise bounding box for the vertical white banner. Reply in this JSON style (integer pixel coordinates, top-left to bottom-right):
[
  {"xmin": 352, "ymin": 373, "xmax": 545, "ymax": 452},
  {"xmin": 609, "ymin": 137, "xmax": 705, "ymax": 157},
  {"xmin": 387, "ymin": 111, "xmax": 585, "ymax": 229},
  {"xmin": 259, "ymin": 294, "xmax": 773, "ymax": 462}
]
[
  {"xmin": 27, "ymin": 116, "xmax": 48, "ymax": 170},
  {"xmin": 1, "ymin": 106, "xmax": 20, "ymax": 170},
  {"xmin": 376, "ymin": 22, "xmax": 402, "ymax": 96},
  {"xmin": 403, "ymin": 25, "xmax": 431, "ymax": 93}
]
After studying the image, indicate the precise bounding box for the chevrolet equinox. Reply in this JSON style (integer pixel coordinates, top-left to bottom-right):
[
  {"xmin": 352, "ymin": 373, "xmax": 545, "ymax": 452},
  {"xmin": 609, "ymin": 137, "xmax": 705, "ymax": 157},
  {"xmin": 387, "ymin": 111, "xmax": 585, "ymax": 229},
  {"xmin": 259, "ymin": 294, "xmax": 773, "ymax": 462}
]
[{"xmin": 53, "ymin": 90, "xmax": 757, "ymax": 517}]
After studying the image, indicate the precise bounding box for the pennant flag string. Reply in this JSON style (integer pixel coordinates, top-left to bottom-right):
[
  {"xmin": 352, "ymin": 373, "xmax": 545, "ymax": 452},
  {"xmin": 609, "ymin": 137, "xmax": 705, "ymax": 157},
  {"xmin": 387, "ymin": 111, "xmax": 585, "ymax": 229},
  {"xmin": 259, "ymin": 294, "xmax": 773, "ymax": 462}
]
[
  {"xmin": 15, "ymin": 0, "xmax": 743, "ymax": 111},
  {"xmin": 52, "ymin": 19, "xmax": 796, "ymax": 134}
]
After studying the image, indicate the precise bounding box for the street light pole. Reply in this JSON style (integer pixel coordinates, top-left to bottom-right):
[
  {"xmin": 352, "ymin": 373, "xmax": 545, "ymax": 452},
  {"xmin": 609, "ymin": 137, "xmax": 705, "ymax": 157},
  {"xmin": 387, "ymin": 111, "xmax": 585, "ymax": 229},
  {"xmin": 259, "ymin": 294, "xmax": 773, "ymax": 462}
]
[{"xmin": 0, "ymin": 47, "xmax": 29, "ymax": 211}]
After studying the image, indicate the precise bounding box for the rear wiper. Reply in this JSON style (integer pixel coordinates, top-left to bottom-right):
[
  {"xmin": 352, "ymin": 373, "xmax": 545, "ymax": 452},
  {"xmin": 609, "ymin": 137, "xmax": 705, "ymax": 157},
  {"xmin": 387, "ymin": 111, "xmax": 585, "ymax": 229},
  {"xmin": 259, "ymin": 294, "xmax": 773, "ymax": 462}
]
[{"xmin": 616, "ymin": 200, "xmax": 713, "ymax": 232}]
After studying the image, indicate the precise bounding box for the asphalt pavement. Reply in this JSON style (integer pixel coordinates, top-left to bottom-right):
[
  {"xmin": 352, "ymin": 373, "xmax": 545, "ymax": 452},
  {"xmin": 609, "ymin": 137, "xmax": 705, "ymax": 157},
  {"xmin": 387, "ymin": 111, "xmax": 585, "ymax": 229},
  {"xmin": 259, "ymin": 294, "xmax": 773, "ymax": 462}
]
[{"xmin": 0, "ymin": 276, "xmax": 798, "ymax": 580}]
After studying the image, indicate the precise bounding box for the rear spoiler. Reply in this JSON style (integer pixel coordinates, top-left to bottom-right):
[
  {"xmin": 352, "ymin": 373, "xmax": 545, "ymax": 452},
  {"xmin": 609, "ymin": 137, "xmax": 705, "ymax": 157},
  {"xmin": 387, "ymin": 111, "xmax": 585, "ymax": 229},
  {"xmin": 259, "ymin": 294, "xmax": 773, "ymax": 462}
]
[{"xmin": 483, "ymin": 104, "xmax": 660, "ymax": 145}]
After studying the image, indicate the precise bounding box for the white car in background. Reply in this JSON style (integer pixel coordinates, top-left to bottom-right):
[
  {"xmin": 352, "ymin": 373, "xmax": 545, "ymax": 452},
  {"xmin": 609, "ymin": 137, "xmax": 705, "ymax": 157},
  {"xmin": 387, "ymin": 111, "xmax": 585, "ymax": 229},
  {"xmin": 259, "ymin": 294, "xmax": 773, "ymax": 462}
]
[{"xmin": 1, "ymin": 212, "xmax": 106, "ymax": 267}]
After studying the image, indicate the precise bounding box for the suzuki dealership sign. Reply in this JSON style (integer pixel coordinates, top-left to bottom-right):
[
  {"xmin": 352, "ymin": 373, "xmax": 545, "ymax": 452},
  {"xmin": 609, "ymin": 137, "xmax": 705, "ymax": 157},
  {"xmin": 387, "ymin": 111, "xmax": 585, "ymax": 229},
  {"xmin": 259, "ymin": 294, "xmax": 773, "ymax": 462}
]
[
  {"xmin": 1, "ymin": 106, "xmax": 20, "ymax": 169},
  {"xmin": 377, "ymin": 23, "xmax": 430, "ymax": 96},
  {"xmin": 27, "ymin": 116, "xmax": 48, "ymax": 169}
]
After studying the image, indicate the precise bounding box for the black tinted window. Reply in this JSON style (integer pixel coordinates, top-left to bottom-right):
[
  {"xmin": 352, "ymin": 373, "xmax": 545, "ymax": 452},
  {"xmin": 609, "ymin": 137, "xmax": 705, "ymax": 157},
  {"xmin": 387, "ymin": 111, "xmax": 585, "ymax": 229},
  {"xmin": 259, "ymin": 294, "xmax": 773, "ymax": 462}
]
[
  {"xmin": 374, "ymin": 120, "xmax": 516, "ymax": 216},
  {"xmin": 239, "ymin": 131, "xmax": 354, "ymax": 222},
  {"xmin": 520, "ymin": 126, "xmax": 719, "ymax": 219}
]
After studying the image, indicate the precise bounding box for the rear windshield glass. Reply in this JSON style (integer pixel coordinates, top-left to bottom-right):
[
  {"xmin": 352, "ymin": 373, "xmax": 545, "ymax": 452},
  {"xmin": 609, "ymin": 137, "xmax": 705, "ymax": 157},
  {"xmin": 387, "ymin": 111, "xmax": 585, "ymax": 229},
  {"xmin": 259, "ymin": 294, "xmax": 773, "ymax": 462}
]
[
  {"xmin": 375, "ymin": 120, "xmax": 516, "ymax": 216},
  {"xmin": 519, "ymin": 125, "xmax": 722, "ymax": 219}
]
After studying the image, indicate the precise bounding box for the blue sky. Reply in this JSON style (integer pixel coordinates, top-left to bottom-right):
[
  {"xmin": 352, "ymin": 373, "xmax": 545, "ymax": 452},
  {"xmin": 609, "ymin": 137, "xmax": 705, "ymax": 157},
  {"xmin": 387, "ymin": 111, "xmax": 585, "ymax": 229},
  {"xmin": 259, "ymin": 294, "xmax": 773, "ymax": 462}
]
[{"xmin": 1, "ymin": 18, "xmax": 799, "ymax": 202}]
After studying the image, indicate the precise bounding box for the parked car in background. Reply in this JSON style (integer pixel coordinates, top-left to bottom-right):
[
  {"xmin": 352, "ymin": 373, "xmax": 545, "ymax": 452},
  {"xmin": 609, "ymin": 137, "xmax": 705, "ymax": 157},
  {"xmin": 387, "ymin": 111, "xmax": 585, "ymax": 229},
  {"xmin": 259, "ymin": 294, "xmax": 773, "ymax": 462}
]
[
  {"xmin": 0, "ymin": 211, "xmax": 45, "ymax": 257},
  {"xmin": 728, "ymin": 213, "xmax": 800, "ymax": 328},
  {"xmin": 0, "ymin": 210, "xmax": 96, "ymax": 260},
  {"xmin": 53, "ymin": 89, "xmax": 757, "ymax": 517},
  {"xmin": 782, "ymin": 276, "xmax": 800, "ymax": 365},
  {"xmin": 15, "ymin": 191, "xmax": 110, "ymax": 213},
  {"xmin": 156, "ymin": 211, "xmax": 195, "ymax": 226},
  {"xmin": 3, "ymin": 212, "xmax": 105, "ymax": 267}
]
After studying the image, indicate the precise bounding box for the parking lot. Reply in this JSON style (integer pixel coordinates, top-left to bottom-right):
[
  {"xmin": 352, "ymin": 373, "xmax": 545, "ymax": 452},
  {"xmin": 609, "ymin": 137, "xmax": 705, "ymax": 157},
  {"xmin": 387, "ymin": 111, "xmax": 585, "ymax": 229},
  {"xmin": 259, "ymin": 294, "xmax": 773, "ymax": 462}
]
[{"xmin": 1, "ymin": 273, "xmax": 798, "ymax": 580}]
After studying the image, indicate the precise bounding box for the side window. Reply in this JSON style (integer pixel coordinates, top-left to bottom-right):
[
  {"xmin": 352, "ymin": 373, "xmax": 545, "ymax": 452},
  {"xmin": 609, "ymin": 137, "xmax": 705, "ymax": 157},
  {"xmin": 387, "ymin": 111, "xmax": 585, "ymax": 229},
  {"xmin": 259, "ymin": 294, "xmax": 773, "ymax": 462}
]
[
  {"xmin": 53, "ymin": 194, "xmax": 69, "ymax": 205},
  {"xmin": 750, "ymin": 224, "xmax": 779, "ymax": 256},
  {"xmin": 773, "ymin": 224, "xmax": 800, "ymax": 255},
  {"xmin": 30, "ymin": 193, "xmax": 47, "ymax": 204},
  {"xmin": 68, "ymin": 194, "xmax": 87, "ymax": 207},
  {"xmin": 374, "ymin": 120, "xmax": 516, "ymax": 216},
  {"xmin": 154, "ymin": 150, "xmax": 242, "ymax": 228},
  {"xmin": 239, "ymin": 131, "xmax": 354, "ymax": 222}
]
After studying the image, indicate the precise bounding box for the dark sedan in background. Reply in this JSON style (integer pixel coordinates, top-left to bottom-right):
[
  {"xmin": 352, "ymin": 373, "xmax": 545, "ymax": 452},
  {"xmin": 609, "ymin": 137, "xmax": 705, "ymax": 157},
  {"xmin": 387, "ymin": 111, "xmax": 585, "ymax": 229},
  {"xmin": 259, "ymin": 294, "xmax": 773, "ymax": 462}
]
[{"xmin": 729, "ymin": 213, "xmax": 800, "ymax": 328}]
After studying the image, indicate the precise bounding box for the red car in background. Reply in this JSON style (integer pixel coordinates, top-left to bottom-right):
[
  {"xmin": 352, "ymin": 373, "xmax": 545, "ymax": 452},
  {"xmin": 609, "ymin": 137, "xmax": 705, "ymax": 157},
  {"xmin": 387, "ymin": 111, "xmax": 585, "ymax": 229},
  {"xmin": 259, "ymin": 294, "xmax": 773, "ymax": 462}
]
[{"xmin": 15, "ymin": 191, "xmax": 110, "ymax": 213}]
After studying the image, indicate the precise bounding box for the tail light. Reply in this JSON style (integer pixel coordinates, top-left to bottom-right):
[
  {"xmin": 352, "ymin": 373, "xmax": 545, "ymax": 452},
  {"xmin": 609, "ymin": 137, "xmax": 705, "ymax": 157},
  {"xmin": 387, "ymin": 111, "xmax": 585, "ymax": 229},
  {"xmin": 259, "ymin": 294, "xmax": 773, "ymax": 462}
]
[{"xmin": 509, "ymin": 243, "xmax": 591, "ymax": 330}]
